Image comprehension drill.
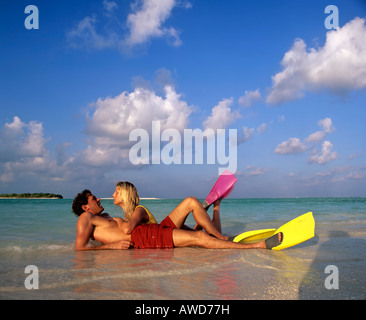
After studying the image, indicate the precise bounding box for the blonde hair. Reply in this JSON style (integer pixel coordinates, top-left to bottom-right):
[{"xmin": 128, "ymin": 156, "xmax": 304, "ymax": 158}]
[{"xmin": 115, "ymin": 181, "xmax": 140, "ymax": 221}]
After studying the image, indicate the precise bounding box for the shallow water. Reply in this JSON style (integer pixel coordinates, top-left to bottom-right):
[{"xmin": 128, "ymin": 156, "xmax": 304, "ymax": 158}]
[{"xmin": 1, "ymin": 198, "xmax": 365, "ymax": 299}]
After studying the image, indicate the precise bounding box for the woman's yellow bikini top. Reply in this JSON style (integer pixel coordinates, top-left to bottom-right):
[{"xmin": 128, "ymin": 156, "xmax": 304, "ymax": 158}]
[{"xmin": 136, "ymin": 204, "xmax": 157, "ymax": 224}]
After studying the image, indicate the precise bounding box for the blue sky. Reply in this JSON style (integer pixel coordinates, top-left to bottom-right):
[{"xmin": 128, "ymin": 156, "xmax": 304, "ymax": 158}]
[{"xmin": 1, "ymin": 0, "xmax": 366, "ymax": 198}]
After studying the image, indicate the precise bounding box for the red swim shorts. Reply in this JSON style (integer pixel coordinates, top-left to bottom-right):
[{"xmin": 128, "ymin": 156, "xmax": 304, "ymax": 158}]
[{"xmin": 131, "ymin": 216, "xmax": 177, "ymax": 249}]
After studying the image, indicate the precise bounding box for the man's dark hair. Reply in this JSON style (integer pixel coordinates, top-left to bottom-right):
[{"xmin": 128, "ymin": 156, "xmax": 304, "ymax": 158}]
[{"xmin": 72, "ymin": 189, "xmax": 91, "ymax": 216}]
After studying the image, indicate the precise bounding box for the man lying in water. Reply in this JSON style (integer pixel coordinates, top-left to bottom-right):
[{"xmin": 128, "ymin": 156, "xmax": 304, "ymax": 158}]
[{"xmin": 71, "ymin": 189, "xmax": 282, "ymax": 251}]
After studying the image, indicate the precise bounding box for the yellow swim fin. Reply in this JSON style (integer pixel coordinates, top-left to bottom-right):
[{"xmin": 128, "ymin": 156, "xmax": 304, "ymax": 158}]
[
  {"xmin": 233, "ymin": 212, "xmax": 315, "ymax": 250},
  {"xmin": 272, "ymin": 212, "xmax": 315, "ymax": 250},
  {"xmin": 232, "ymin": 229, "xmax": 276, "ymax": 243}
]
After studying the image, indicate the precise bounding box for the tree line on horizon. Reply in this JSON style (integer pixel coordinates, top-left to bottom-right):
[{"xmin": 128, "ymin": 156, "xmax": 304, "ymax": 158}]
[{"xmin": 0, "ymin": 193, "xmax": 63, "ymax": 199}]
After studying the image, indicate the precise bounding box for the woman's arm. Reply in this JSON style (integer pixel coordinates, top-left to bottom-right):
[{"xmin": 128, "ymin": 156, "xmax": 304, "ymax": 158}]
[{"xmin": 114, "ymin": 206, "xmax": 148, "ymax": 235}]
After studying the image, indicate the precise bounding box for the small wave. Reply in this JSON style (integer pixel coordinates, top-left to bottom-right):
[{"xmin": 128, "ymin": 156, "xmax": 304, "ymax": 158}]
[{"xmin": 0, "ymin": 243, "xmax": 74, "ymax": 254}]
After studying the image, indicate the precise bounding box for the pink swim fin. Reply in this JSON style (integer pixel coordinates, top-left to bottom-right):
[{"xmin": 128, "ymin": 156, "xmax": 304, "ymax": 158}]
[{"xmin": 202, "ymin": 170, "xmax": 237, "ymax": 210}]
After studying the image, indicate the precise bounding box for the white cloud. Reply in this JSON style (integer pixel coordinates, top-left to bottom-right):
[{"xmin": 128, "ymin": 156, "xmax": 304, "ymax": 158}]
[
  {"xmin": 305, "ymin": 117, "xmax": 334, "ymax": 144},
  {"xmin": 239, "ymin": 126, "xmax": 254, "ymax": 143},
  {"xmin": 308, "ymin": 140, "xmax": 338, "ymax": 164},
  {"xmin": 0, "ymin": 116, "xmax": 48, "ymax": 161},
  {"xmin": 67, "ymin": 0, "xmax": 190, "ymax": 51},
  {"xmin": 318, "ymin": 117, "xmax": 334, "ymax": 133},
  {"xmin": 202, "ymin": 98, "xmax": 240, "ymax": 130},
  {"xmin": 66, "ymin": 15, "xmax": 118, "ymax": 50},
  {"xmin": 20, "ymin": 121, "xmax": 47, "ymax": 157},
  {"xmin": 237, "ymin": 122, "xmax": 268, "ymax": 144},
  {"xmin": 274, "ymin": 137, "xmax": 307, "ymax": 154},
  {"xmin": 103, "ymin": 0, "xmax": 118, "ymax": 13},
  {"xmin": 3, "ymin": 115, "xmax": 24, "ymax": 136},
  {"xmin": 86, "ymin": 85, "xmax": 192, "ymax": 145},
  {"xmin": 126, "ymin": 0, "xmax": 182, "ymax": 47},
  {"xmin": 238, "ymin": 89, "xmax": 262, "ymax": 107},
  {"xmin": 305, "ymin": 131, "xmax": 326, "ymax": 144},
  {"xmin": 82, "ymin": 84, "xmax": 192, "ymax": 167},
  {"xmin": 346, "ymin": 171, "xmax": 366, "ymax": 180},
  {"xmin": 0, "ymin": 116, "xmax": 126, "ymax": 190},
  {"xmin": 275, "ymin": 117, "xmax": 339, "ymax": 165},
  {"xmin": 257, "ymin": 123, "xmax": 268, "ymax": 134},
  {"xmin": 267, "ymin": 17, "xmax": 366, "ymax": 104},
  {"xmin": 0, "ymin": 116, "xmax": 64, "ymax": 183},
  {"xmin": 80, "ymin": 145, "xmax": 127, "ymax": 167},
  {"xmin": 0, "ymin": 75, "xmax": 193, "ymax": 182},
  {"xmin": 246, "ymin": 165, "xmax": 266, "ymax": 176}
]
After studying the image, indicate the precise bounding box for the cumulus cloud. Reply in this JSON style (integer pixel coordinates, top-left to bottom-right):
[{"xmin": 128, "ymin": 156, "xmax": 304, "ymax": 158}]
[
  {"xmin": 86, "ymin": 85, "xmax": 192, "ymax": 144},
  {"xmin": 246, "ymin": 165, "xmax": 266, "ymax": 176},
  {"xmin": 0, "ymin": 116, "xmax": 60, "ymax": 183},
  {"xmin": 67, "ymin": 0, "xmax": 190, "ymax": 51},
  {"xmin": 82, "ymin": 84, "xmax": 192, "ymax": 166},
  {"xmin": 79, "ymin": 144, "xmax": 127, "ymax": 167},
  {"xmin": 318, "ymin": 117, "xmax": 335, "ymax": 133},
  {"xmin": 126, "ymin": 0, "xmax": 183, "ymax": 47},
  {"xmin": 238, "ymin": 126, "xmax": 254, "ymax": 143},
  {"xmin": 238, "ymin": 89, "xmax": 262, "ymax": 107},
  {"xmin": 0, "ymin": 115, "xmax": 130, "ymax": 189},
  {"xmin": 257, "ymin": 123, "xmax": 268, "ymax": 134},
  {"xmin": 274, "ymin": 137, "xmax": 307, "ymax": 155},
  {"xmin": 308, "ymin": 140, "xmax": 338, "ymax": 164},
  {"xmin": 66, "ymin": 15, "xmax": 118, "ymax": 50},
  {"xmin": 345, "ymin": 170, "xmax": 366, "ymax": 180},
  {"xmin": 0, "ymin": 116, "xmax": 48, "ymax": 162},
  {"xmin": 202, "ymin": 98, "xmax": 241, "ymax": 130},
  {"xmin": 305, "ymin": 117, "xmax": 335, "ymax": 144},
  {"xmin": 0, "ymin": 75, "xmax": 196, "ymax": 186},
  {"xmin": 305, "ymin": 130, "xmax": 326, "ymax": 144},
  {"xmin": 275, "ymin": 117, "xmax": 338, "ymax": 165},
  {"xmin": 237, "ymin": 121, "xmax": 269, "ymax": 144},
  {"xmin": 103, "ymin": 0, "xmax": 118, "ymax": 13},
  {"xmin": 267, "ymin": 17, "xmax": 366, "ymax": 104}
]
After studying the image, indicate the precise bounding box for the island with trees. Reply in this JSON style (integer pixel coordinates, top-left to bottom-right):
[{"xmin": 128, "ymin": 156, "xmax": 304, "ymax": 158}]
[{"xmin": 0, "ymin": 193, "xmax": 63, "ymax": 199}]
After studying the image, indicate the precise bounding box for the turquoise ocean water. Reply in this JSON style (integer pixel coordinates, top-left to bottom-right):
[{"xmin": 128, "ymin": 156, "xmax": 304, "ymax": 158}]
[{"xmin": 0, "ymin": 198, "xmax": 365, "ymax": 300}]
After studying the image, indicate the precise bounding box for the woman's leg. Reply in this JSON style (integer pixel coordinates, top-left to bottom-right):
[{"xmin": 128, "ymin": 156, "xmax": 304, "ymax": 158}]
[
  {"xmin": 212, "ymin": 200, "xmax": 222, "ymax": 233},
  {"xmin": 168, "ymin": 197, "xmax": 227, "ymax": 240},
  {"xmin": 194, "ymin": 199, "xmax": 222, "ymax": 232}
]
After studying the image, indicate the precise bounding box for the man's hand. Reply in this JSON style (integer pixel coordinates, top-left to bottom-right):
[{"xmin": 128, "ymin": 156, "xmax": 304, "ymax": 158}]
[{"xmin": 107, "ymin": 240, "xmax": 133, "ymax": 250}]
